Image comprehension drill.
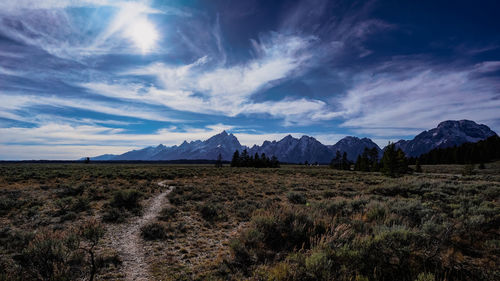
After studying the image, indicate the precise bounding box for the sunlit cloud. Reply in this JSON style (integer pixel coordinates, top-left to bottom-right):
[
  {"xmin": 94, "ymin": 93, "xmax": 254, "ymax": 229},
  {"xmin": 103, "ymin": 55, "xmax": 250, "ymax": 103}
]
[
  {"xmin": 336, "ymin": 59, "xmax": 500, "ymax": 137},
  {"xmin": 0, "ymin": 0, "xmax": 498, "ymax": 159}
]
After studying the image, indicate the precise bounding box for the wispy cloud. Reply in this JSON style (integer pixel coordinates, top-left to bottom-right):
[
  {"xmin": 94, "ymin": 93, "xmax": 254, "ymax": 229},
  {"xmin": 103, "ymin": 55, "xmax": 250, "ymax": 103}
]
[
  {"xmin": 0, "ymin": 93, "xmax": 182, "ymax": 123},
  {"xmin": 336, "ymin": 59, "xmax": 500, "ymax": 136},
  {"xmin": 0, "ymin": 0, "xmax": 187, "ymax": 60},
  {"xmin": 83, "ymin": 33, "xmax": 338, "ymax": 125}
]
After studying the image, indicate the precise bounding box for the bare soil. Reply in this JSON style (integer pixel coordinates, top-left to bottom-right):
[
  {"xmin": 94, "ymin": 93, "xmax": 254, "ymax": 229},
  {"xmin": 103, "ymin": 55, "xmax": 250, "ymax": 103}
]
[{"xmin": 104, "ymin": 181, "xmax": 174, "ymax": 281}]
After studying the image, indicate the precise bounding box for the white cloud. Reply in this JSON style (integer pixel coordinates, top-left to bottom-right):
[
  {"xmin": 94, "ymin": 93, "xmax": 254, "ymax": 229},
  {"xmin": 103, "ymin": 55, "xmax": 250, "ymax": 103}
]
[
  {"xmin": 0, "ymin": 93, "xmax": 181, "ymax": 123},
  {"xmin": 84, "ymin": 33, "xmax": 337, "ymax": 125},
  {"xmin": 0, "ymin": 120, "xmax": 349, "ymax": 159},
  {"xmin": 0, "ymin": 145, "xmax": 140, "ymax": 161},
  {"xmin": 336, "ymin": 61, "xmax": 500, "ymax": 136},
  {"xmin": 0, "ymin": 0, "xmax": 183, "ymax": 60},
  {"xmin": 0, "ymin": 122, "xmax": 232, "ymax": 159}
]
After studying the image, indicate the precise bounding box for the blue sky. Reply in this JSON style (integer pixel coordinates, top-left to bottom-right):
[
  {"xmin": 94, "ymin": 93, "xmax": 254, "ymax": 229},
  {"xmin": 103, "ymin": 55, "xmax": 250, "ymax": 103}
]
[{"xmin": 0, "ymin": 0, "xmax": 499, "ymax": 159}]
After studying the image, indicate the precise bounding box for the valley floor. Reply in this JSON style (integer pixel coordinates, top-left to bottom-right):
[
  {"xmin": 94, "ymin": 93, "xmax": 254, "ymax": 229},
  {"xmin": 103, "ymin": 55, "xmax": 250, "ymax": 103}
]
[{"xmin": 0, "ymin": 162, "xmax": 499, "ymax": 280}]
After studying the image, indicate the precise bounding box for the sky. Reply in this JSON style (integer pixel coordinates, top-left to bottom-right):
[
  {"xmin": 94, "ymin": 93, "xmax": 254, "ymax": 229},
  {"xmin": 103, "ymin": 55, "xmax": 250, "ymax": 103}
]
[{"xmin": 0, "ymin": 0, "xmax": 499, "ymax": 160}]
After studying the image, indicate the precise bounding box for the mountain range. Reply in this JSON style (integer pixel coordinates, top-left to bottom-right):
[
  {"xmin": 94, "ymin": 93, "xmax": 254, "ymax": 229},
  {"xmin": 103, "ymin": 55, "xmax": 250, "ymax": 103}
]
[{"xmin": 87, "ymin": 120, "xmax": 497, "ymax": 163}]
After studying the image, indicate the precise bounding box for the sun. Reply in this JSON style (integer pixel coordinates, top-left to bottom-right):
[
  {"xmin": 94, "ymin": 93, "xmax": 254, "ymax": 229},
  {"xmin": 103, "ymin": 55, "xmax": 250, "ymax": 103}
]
[{"xmin": 125, "ymin": 18, "xmax": 159, "ymax": 54}]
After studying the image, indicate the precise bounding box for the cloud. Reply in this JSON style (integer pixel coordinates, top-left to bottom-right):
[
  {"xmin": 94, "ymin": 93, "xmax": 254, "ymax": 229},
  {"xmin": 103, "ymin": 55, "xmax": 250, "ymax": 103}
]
[
  {"xmin": 0, "ymin": 122, "xmax": 233, "ymax": 159},
  {"xmin": 0, "ymin": 120, "xmax": 347, "ymax": 159},
  {"xmin": 0, "ymin": 122, "xmax": 232, "ymax": 147},
  {"xmin": 335, "ymin": 59, "xmax": 500, "ymax": 136},
  {"xmin": 84, "ymin": 33, "xmax": 337, "ymax": 125},
  {"xmin": 0, "ymin": 93, "xmax": 182, "ymax": 123},
  {"xmin": 0, "ymin": 0, "xmax": 186, "ymax": 60},
  {"xmin": 0, "ymin": 145, "xmax": 140, "ymax": 161}
]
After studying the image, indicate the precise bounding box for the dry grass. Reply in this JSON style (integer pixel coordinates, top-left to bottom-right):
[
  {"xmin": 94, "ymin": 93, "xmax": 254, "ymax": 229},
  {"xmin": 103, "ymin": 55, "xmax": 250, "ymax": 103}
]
[{"xmin": 1, "ymin": 163, "xmax": 499, "ymax": 280}]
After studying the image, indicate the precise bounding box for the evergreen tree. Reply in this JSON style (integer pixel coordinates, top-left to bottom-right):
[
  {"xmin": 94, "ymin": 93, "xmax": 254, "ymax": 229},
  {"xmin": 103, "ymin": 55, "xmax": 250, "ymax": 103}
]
[
  {"xmin": 241, "ymin": 149, "xmax": 250, "ymax": 167},
  {"xmin": 230, "ymin": 150, "xmax": 279, "ymax": 168},
  {"xmin": 415, "ymin": 136, "xmax": 500, "ymax": 165},
  {"xmin": 396, "ymin": 148, "xmax": 408, "ymax": 175},
  {"xmin": 270, "ymin": 156, "xmax": 280, "ymax": 168},
  {"xmin": 381, "ymin": 143, "xmax": 398, "ymax": 177},
  {"xmin": 215, "ymin": 153, "xmax": 223, "ymax": 168},
  {"xmin": 254, "ymin": 153, "xmax": 261, "ymax": 168},
  {"xmin": 261, "ymin": 153, "xmax": 270, "ymax": 167},
  {"xmin": 341, "ymin": 152, "xmax": 350, "ymax": 170},
  {"xmin": 415, "ymin": 160, "xmax": 423, "ymax": 173},
  {"xmin": 330, "ymin": 151, "xmax": 342, "ymax": 169},
  {"xmin": 382, "ymin": 143, "xmax": 408, "ymax": 177},
  {"xmin": 354, "ymin": 155, "xmax": 363, "ymax": 171},
  {"xmin": 230, "ymin": 150, "xmax": 240, "ymax": 167},
  {"xmin": 369, "ymin": 147, "xmax": 379, "ymax": 171}
]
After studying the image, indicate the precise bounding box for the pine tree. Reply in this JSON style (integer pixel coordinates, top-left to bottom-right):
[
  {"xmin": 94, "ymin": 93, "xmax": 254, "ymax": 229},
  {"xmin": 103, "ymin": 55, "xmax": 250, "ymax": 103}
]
[
  {"xmin": 415, "ymin": 160, "xmax": 423, "ymax": 173},
  {"xmin": 241, "ymin": 149, "xmax": 249, "ymax": 167},
  {"xmin": 254, "ymin": 153, "xmax": 261, "ymax": 168},
  {"xmin": 354, "ymin": 155, "xmax": 362, "ymax": 171},
  {"xmin": 330, "ymin": 151, "xmax": 342, "ymax": 169},
  {"xmin": 381, "ymin": 142, "xmax": 398, "ymax": 177},
  {"xmin": 396, "ymin": 148, "xmax": 408, "ymax": 175},
  {"xmin": 261, "ymin": 153, "xmax": 270, "ymax": 167},
  {"xmin": 341, "ymin": 152, "xmax": 350, "ymax": 170},
  {"xmin": 215, "ymin": 153, "xmax": 223, "ymax": 168},
  {"xmin": 369, "ymin": 147, "xmax": 379, "ymax": 171},
  {"xmin": 230, "ymin": 150, "xmax": 240, "ymax": 167},
  {"xmin": 270, "ymin": 156, "xmax": 280, "ymax": 168}
]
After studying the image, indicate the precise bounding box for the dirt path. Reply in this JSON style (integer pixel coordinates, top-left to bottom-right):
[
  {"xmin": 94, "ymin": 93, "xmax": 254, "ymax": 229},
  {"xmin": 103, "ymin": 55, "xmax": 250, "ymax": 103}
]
[{"xmin": 107, "ymin": 181, "xmax": 174, "ymax": 281}]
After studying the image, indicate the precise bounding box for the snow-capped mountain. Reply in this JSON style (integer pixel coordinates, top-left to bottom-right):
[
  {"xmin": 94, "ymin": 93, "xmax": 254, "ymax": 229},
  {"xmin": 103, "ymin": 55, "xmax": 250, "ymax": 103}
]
[
  {"xmin": 88, "ymin": 132, "xmax": 381, "ymax": 164},
  {"xmin": 248, "ymin": 135, "xmax": 333, "ymax": 164},
  {"xmin": 328, "ymin": 136, "xmax": 382, "ymax": 161},
  {"xmin": 395, "ymin": 120, "xmax": 497, "ymax": 157},
  {"xmin": 90, "ymin": 131, "xmax": 245, "ymax": 161},
  {"xmin": 151, "ymin": 131, "xmax": 243, "ymax": 160},
  {"xmin": 87, "ymin": 120, "xmax": 496, "ymax": 162},
  {"xmin": 113, "ymin": 144, "xmax": 168, "ymax": 160}
]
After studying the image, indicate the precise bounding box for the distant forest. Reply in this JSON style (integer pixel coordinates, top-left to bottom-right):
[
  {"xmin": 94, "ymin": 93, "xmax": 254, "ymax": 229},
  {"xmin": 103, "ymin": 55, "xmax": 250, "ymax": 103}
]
[
  {"xmin": 328, "ymin": 136, "xmax": 500, "ymax": 177},
  {"xmin": 230, "ymin": 150, "xmax": 280, "ymax": 168},
  {"xmin": 409, "ymin": 135, "xmax": 500, "ymax": 165},
  {"xmin": 223, "ymin": 136, "xmax": 500, "ymax": 172}
]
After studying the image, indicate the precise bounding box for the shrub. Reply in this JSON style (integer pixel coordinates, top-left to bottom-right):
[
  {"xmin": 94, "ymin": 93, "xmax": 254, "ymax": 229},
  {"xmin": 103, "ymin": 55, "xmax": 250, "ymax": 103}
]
[
  {"xmin": 305, "ymin": 250, "xmax": 332, "ymax": 280},
  {"xmin": 199, "ymin": 202, "xmax": 225, "ymax": 222},
  {"xmin": 324, "ymin": 199, "xmax": 348, "ymax": 216},
  {"xmin": 231, "ymin": 207, "xmax": 322, "ymax": 268},
  {"xmin": 58, "ymin": 184, "xmax": 85, "ymax": 197},
  {"xmin": 287, "ymin": 192, "xmax": 306, "ymax": 204},
  {"xmin": 414, "ymin": 272, "xmax": 435, "ymax": 281},
  {"xmin": 140, "ymin": 222, "xmax": 168, "ymax": 240},
  {"xmin": 78, "ymin": 220, "xmax": 105, "ymax": 281},
  {"xmin": 102, "ymin": 207, "xmax": 126, "ymax": 223},
  {"xmin": 365, "ymin": 203, "xmax": 386, "ymax": 222},
  {"xmin": 110, "ymin": 189, "xmax": 142, "ymax": 212},
  {"xmin": 158, "ymin": 206, "xmax": 178, "ymax": 221},
  {"xmin": 462, "ymin": 164, "xmax": 475, "ymax": 176},
  {"xmin": 71, "ymin": 197, "xmax": 90, "ymax": 213},
  {"xmin": 15, "ymin": 230, "xmax": 83, "ymax": 281},
  {"xmin": 0, "ymin": 197, "xmax": 18, "ymax": 215}
]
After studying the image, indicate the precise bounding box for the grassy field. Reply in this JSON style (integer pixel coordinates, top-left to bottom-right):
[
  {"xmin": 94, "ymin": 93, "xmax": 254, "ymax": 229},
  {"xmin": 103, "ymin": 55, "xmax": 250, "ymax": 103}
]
[{"xmin": 0, "ymin": 163, "xmax": 499, "ymax": 281}]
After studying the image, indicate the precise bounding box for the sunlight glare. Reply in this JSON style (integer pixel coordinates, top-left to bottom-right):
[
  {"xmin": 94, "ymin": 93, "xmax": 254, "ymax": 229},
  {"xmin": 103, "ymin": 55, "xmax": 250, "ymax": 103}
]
[{"xmin": 125, "ymin": 18, "xmax": 159, "ymax": 54}]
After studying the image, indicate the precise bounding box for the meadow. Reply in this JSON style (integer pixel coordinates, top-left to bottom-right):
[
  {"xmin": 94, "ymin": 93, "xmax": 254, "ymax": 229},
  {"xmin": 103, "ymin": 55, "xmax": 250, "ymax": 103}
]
[{"xmin": 0, "ymin": 162, "xmax": 499, "ymax": 281}]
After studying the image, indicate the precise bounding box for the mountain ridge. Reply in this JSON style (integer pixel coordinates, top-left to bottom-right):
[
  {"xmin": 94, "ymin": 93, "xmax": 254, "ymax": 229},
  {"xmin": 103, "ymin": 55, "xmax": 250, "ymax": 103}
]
[{"xmin": 86, "ymin": 120, "xmax": 496, "ymax": 163}]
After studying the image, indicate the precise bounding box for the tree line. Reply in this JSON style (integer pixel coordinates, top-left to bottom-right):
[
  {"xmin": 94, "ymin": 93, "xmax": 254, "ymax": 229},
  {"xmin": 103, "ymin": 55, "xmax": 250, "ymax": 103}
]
[
  {"xmin": 330, "ymin": 144, "xmax": 409, "ymax": 177},
  {"xmin": 230, "ymin": 149, "xmax": 280, "ymax": 168},
  {"xmin": 409, "ymin": 135, "xmax": 500, "ymax": 165}
]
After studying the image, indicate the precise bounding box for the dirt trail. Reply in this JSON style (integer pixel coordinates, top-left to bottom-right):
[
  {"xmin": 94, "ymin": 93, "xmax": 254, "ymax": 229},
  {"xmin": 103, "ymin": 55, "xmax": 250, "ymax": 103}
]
[{"xmin": 107, "ymin": 180, "xmax": 174, "ymax": 281}]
